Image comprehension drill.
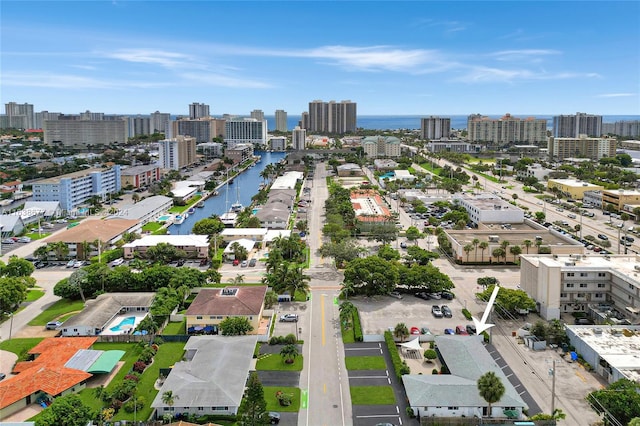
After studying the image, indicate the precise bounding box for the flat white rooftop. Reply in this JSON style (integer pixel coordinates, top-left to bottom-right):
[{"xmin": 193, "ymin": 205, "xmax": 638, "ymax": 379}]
[
  {"xmin": 547, "ymin": 179, "xmax": 603, "ymax": 188},
  {"xmin": 124, "ymin": 234, "xmax": 209, "ymax": 248}
]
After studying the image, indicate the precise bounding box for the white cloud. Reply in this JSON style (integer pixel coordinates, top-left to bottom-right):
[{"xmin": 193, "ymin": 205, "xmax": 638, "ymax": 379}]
[
  {"xmin": 180, "ymin": 72, "xmax": 272, "ymax": 89},
  {"xmin": 101, "ymin": 48, "xmax": 204, "ymax": 69},
  {"xmin": 1, "ymin": 72, "xmax": 168, "ymax": 89},
  {"xmin": 489, "ymin": 49, "xmax": 561, "ymax": 62},
  {"xmin": 596, "ymin": 93, "xmax": 636, "ymax": 98},
  {"xmin": 458, "ymin": 66, "xmax": 601, "ymax": 83}
]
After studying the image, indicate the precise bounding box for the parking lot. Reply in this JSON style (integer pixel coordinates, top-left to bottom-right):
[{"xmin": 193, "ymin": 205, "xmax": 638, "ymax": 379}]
[{"xmin": 352, "ymin": 294, "xmax": 474, "ymax": 337}]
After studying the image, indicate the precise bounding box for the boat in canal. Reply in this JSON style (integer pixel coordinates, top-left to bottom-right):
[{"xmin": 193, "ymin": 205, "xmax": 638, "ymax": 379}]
[
  {"xmin": 197, "ymin": 200, "xmax": 205, "ymax": 208},
  {"xmin": 174, "ymin": 214, "xmax": 187, "ymax": 224}
]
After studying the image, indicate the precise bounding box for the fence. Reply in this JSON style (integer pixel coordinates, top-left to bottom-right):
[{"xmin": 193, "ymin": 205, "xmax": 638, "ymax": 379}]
[
  {"xmin": 420, "ymin": 418, "xmax": 556, "ymax": 426},
  {"xmin": 96, "ymin": 334, "xmax": 152, "ymax": 343}
]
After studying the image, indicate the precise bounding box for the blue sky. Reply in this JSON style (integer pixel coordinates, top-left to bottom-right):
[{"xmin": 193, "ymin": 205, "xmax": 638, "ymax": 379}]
[{"xmin": 1, "ymin": 1, "xmax": 639, "ymax": 116}]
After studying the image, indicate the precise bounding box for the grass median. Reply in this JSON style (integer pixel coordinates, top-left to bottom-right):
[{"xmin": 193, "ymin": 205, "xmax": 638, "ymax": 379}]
[
  {"xmin": 350, "ymin": 386, "xmax": 396, "ymax": 405},
  {"xmin": 345, "ymin": 356, "xmax": 386, "ymax": 370}
]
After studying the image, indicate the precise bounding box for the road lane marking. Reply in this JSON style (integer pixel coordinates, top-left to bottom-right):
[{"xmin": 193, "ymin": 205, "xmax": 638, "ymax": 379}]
[
  {"xmin": 576, "ymin": 371, "xmax": 587, "ymax": 383},
  {"xmin": 323, "ymin": 383, "xmax": 326, "ymax": 393}
]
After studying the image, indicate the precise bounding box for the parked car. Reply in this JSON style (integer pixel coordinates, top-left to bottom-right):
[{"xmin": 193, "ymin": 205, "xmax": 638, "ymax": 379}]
[
  {"xmin": 2, "ymin": 238, "xmax": 15, "ymax": 245},
  {"xmin": 233, "ymin": 259, "xmax": 240, "ymax": 266},
  {"xmin": 428, "ymin": 292, "xmax": 442, "ymax": 300},
  {"xmin": 249, "ymin": 258, "xmax": 257, "ymax": 267},
  {"xmin": 240, "ymin": 260, "xmax": 248, "ymax": 267},
  {"xmin": 597, "ymin": 234, "xmax": 608, "ymax": 240},
  {"xmin": 111, "ymin": 258, "xmax": 125, "ymax": 266},
  {"xmin": 400, "ymin": 242, "xmax": 408, "ymax": 249},
  {"xmin": 466, "ymin": 324, "xmax": 477, "ymax": 335},
  {"xmin": 176, "ymin": 259, "xmax": 185, "ymax": 267},
  {"xmin": 199, "ymin": 258, "xmax": 209, "ymax": 266},
  {"xmin": 46, "ymin": 321, "xmax": 62, "ymax": 330},
  {"xmin": 441, "ymin": 305, "xmax": 453, "ymax": 318},
  {"xmin": 73, "ymin": 261, "xmax": 84, "ymax": 268},
  {"xmin": 389, "ymin": 291, "xmax": 403, "ymax": 299},
  {"xmin": 440, "ymin": 291, "xmax": 454, "ymax": 300},
  {"xmin": 269, "ymin": 412, "xmax": 281, "ymax": 424},
  {"xmin": 420, "ymin": 327, "xmax": 431, "ymax": 335},
  {"xmin": 431, "ymin": 305, "xmax": 443, "ymax": 318},
  {"xmin": 279, "ymin": 314, "xmax": 298, "ymax": 322},
  {"xmin": 444, "ymin": 328, "xmax": 455, "ymax": 335},
  {"xmin": 0, "ymin": 373, "xmax": 5, "ymax": 381},
  {"xmin": 625, "ymin": 236, "xmax": 635, "ymax": 242},
  {"xmin": 410, "ymin": 327, "xmax": 420, "ymax": 335},
  {"xmin": 455, "ymin": 325, "xmax": 469, "ymax": 335},
  {"xmin": 414, "ymin": 292, "xmax": 430, "ymax": 300}
]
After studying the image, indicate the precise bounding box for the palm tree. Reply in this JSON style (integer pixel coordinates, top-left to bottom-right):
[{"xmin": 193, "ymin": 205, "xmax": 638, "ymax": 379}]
[
  {"xmin": 161, "ymin": 390, "xmax": 179, "ymax": 411},
  {"xmin": 394, "ymin": 323, "xmax": 409, "ymax": 342},
  {"xmin": 339, "ymin": 301, "xmax": 356, "ymax": 328},
  {"xmin": 51, "ymin": 241, "xmax": 69, "ymax": 260},
  {"xmin": 522, "ymin": 239, "xmax": 532, "ymax": 254},
  {"xmin": 340, "ymin": 281, "xmax": 356, "ymax": 300},
  {"xmin": 477, "ymin": 371, "xmax": 505, "ymax": 417},
  {"xmin": 34, "ymin": 244, "xmax": 50, "ymax": 261},
  {"xmin": 228, "ymin": 274, "xmax": 245, "ymax": 285},
  {"xmin": 283, "ymin": 265, "xmax": 310, "ymax": 300},
  {"xmin": 80, "ymin": 240, "xmax": 92, "ymax": 261},
  {"xmin": 472, "ymin": 238, "xmax": 480, "ymax": 262},
  {"xmin": 491, "ymin": 248, "xmax": 505, "ymax": 264},
  {"xmin": 535, "ymin": 239, "xmax": 543, "ymax": 253},
  {"xmin": 463, "ymin": 244, "xmax": 474, "ymax": 263},
  {"xmin": 280, "ymin": 344, "xmax": 299, "ymax": 364},
  {"xmin": 509, "ymin": 245, "xmax": 522, "ymax": 263},
  {"xmin": 479, "ymin": 241, "xmax": 488, "ymax": 263}
]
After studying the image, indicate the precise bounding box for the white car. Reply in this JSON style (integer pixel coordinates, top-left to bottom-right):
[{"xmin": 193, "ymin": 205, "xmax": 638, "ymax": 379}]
[
  {"xmin": 279, "ymin": 314, "xmax": 299, "ymax": 322},
  {"xmin": 111, "ymin": 258, "xmax": 125, "ymax": 266}
]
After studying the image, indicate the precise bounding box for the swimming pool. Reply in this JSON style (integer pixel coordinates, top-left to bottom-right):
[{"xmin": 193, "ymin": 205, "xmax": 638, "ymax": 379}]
[
  {"xmin": 157, "ymin": 215, "xmax": 171, "ymax": 222},
  {"xmin": 109, "ymin": 316, "xmax": 136, "ymax": 332}
]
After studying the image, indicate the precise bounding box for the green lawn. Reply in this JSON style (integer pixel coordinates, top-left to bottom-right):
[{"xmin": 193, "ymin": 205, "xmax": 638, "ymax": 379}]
[
  {"xmin": 341, "ymin": 321, "xmax": 355, "ymax": 344},
  {"xmin": 0, "ymin": 338, "xmax": 44, "ymax": 357},
  {"xmin": 345, "ymin": 356, "xmax": 386, "ymax": 370},
  {"xmin": 141, "ymin": 222, "xmax": 163, "ymax": 232},
  {"xmin": 163, "ymin": 320, "xmax": 186, "ymax": 335},
  {"xmin": 28, "ymin": 299, "xmax": 85, "ymax": 326},
  {"xmin": 24, "ymin": 232, "xmax": 50, "ymax": 240},
  {"xmin": 256, "ymin": 354, "xmax": 303, "ymax": 371},
  {"xmin": 113, "ymin": 341, "xmax": 186, "ymax": 421},
  {"xmin": 168, "ymin": 195, "xmax": 202, "ymax": 213},
  {"xmin": 293, "ymin": 290, "xmax": 308, "ymax": 302},
  {"xmin": 25, "ymin": 289, "xmax": 45, "ymax": 302},
  {"xmin": 263, "ymin": 386, "xmax": 301, "ymax": 412},
  {"xmin": 350, "ymin": 386, "xmax": 396, "ymax": 405}
]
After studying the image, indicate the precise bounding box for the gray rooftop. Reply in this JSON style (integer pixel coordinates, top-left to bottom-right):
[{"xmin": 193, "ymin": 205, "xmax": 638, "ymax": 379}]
[
  {"xmin": 23, "ymin": 201, "xmax": 61, "ymax": 217},
  {"xmin": 107, "ymin": 195, "xmax": 172, "ymax": 221},
  {"xmin": 151, "ymin": 335, "xmax": 257, "ymax": 409},
  {"xmin": 403, "ymin": 336, "xmax": 526, "ymax": 408},
  {"xmin": 62, "ymin": 292, "xmax": 155, "ymax": 329},
  {"xmin": 121, "ymin": 164, "xmax": 159, "ymax": 175},
  {"xmin": 64, "ymin": 349, "xmax": 103, "ymax": 371}
]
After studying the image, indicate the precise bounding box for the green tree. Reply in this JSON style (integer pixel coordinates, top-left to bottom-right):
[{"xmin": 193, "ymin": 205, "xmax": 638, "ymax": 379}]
[
  {"xmin": 161, "ymin": 390, "xmax": 179, "ymax": 411},
  {"xmin": 587, "ymin": 379, "xmax": 640, "ymax": 425},
  {"xmin": 343, "ymin": 256, "xmax": 399, "ymax": 296},
  {"xmin": 509, "ymin": 245, "xmax": 522, "ymax": 263},
  {"xmin": 239, "ymin": 372, "xmax": 270, "ymax": 426},
  {"xmin": 377, "ymin": 244, "xmax": 401, "ymax": 261},
  {"xmin": 472, "ymin": 238, "xmax": 480, "ymax": 262},
  {"xmin": 282, "ymin": 265, "xmax": 310, "ymax": 299},
  {"xmin": 219, "ymin": 316, "xmax": 254, "ymax": 335},
  {"xmin": 264, "ymin": 290, "xmax": 278, "ymax": 309},
  {"xmin": 35, "ymin": 394, "xmax": 94, "ymax": 426},
  {"xmin": 522, "ymin": 239, "xmax": 532, "ymax": 254},
  {"xmin": 145, "ymin": 242, "xmax": 185, "ymax": 264},
  {"xmin": 476, "ymin": 285, "xmax": 536, "ymax": 317},
  {"xmin": 423, "ymin": 349, "xmax": 437, "ymax": 363},
  {"xmin": 192, "ymin": 217, "xmax": 225, "ymax": 236},
  {"xmin": 405, "ymin": 226, "xmax": 421, "ymax": 244},
  {"xmin": 463, "ymin": 244, "xmax": 474, "ymax": 263},
  {"xmin": 318, "ymin": 239, "xmax": 367, "ymax": 268},
  {"xmin": 34, "ymin": 244, "xmax": 50, "ymax": 261},
  {"xmin": 229, "ymin": 242, "xmax": 249, "ymax": 262},
  {"xmin": 479, "ymin": 241, "xmax": 488, "ymax": 262},
  {"xmin": 477, "ymin": 371, "xmax": 505, "ymax": 418},
  {"xmin": 228, "ymin": 274, "xmax": 245, "ymax": 285},
  {"xmin": 529, "ymin": 408, "xmax": 567, "ymax": 421},
  {"xmin": 3, "ymin": 256, "xmax": 35, "ymax": 277},
  {"xmin": 366, "ymin": 223, "xmax": 399, "ymax": 245},
  {"xmin": 0, "ymin": 276, "xmax": 32, "ymax": 312},
  {"xmin": 339, "ymin": 301, "xmax": 356, "ymax": 328},
  {"xmin": 280, "ymin": 343, "xmax": 300, "ymax": 364},
  {"xmin": 405, "ymin": 245, "xmax": 439, "ymax": 265},
  {"xmin": 394, "ymin": 322, "xmax": 409, "ymax": 342}
]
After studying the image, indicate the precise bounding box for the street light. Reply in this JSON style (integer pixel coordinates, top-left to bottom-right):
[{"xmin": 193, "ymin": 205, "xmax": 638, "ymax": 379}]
[{"xmin": 3, "ymin": 312, "xmax": 14, "ymax": 341}]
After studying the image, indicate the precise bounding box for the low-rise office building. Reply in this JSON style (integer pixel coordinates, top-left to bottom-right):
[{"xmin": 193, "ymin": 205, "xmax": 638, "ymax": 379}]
[
  {"xmin": 452, "ymin": 193, "xmax": 524, "ymax": 225},
  {"xmin": 107, "ymin": 195, "xmax": 173, "ymax": 226},
  {"xmin": 32, "ymin": 166, "xmax": 122, "ymax": 211},
  {"xmin": 516, "ymin": 164, "xmax": 552, "ymax": 181},
  {"xmin": 582, "ymin": 190, "xmax": 602, "ymax": 208},
  {"xmin": 546, "ymin": 179, "xmax": 604, "ymax": 200},
  {"xmin": 520, "ymin": 254, "xmax": 640, "ymax": 322},
  {"xmin": 602, "ymin": 189, "xmax": 640, "ymax": 211}
]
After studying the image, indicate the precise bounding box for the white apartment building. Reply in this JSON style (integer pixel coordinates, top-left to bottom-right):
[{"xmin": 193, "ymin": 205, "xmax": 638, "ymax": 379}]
[
  {"xmin": 553, "ymin": 112, "xmax": 602, "ymax": 138},
  {"xmin": 547, "ymin": 135, "xmax": 616, "ymax": 161},
  {"xmin": 292, "ymin": 126, "xmax": 306, "ymax": 150},
  {"xmin": 150, "ymin": 111, "xmax": 171, "ymax": 135},
  {"xmin": 269, "ymin": 136, "xmax": 286, "ymax": 151},
  {"xmin": 4, "ymin": 102, "xmax": 35, "ymax": 129},
  {"xmin": 189, "ymin": 102, "xmax": 210, "ymax": 119},
  {"xmin": 452, "ymin": 193, "xmax": 524, "ymax": 224},
  {"xmin": 516, "ymin": 164, "xmax": 552, "ymax": 181},
  {"xmin": 426, "ymin": 140, "xmax": 482, "ymax": 153},
  {"xmin": 43, "ymin": 119, "xmax": 128, "ymax": 148},
  {"xmin": 520, "ymin": 254, "xmax": 640, "ymax": 323},
  {"xmin": 250, "ymin": 109, "xmax": 265, "ymax": 122},
  {"xmin": 467, "ymin": 113, "xmax": 547, "ymax": 145},
  {"xmin": 362, "ymin": 136, "xmax": 401, "ymax": 158},
  {"xmin": 32, "ymin": 166, "xmax": 122, "ymax": 211},
  {"xmin": 224, "ymin": 118, "xmax": 267, "ymax": 148},
  {"xmin": 158, "ymin": 136, "xmax": 197, "ymax": 170}
]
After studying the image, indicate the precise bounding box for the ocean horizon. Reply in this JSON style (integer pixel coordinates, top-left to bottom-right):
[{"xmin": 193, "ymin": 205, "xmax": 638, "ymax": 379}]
[{"xmin": 273, "ymin": 114, "xmax": 640, "ymax": 131}]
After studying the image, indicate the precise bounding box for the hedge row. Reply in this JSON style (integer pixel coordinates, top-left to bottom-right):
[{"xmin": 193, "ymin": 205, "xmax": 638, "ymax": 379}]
[
  {"xmin": 384, "ymin": 331, "xmax": 410, "ymax": 380},
  {"xmin": 90, "ymin": 247, "xmax": 124, "ymax": 264},
  {"xmin": 462, "ymin": 308, "xmax": 472, "ymax": 320},
  {"xmin": 353, "ymin": 308, "xmax": 363, "ymax": 342}
]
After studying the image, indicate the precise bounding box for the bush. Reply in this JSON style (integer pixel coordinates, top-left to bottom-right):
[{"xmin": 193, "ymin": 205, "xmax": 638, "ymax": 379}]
[
  {"xmin": 481, "ymin": 331, "xmax": 490, "ymax": 343},
  {"xmin": 210, "ymin": 258, "xmax": 222, "ymax": 269},
  {"xmin": 440, "ymin": 365, "xmax": 449, "ymax": 374},
  {"xmin": 352, "ymin": 308, "xmax": 363, "ymax": 342},
  {"xmin": 275, "ymin": 391, "xmax": 293, "ymax": 407},
  {"xmin": 462, "ymin": 308, "xmax": 472, "ymax": 320},
  {"xmin": 90, "ymin": 248, "xmax": 123, "ymax": 264},
  {"xmin": 133, "ymin": 361, "xmax": 147, "ymax": 373},
  {"xmin": 432, "ymin": 368, "xmax": 439, "ymax": 375},
  {"xmin": 123, "ymin": 396, "xmax": 145, "ymax": 413},
  {"xmin": 269, "ymin": 336, "xmax": 283, "ymax": 345},
  {"xmin": 284, "ymin": 333, "xmax": 297, "ymax": 344},
  {"xmin": 406, "ymin": 407, "xmax": 415, "ymax": 418},
  {"xmin": 384, "ymin": 330, "xmax": 410, "ymax": 380},
  {"xmin": 253, "ymin": 343, "xmax": 261, "ymax": 359},
  {"xmin": 423, "ymin": 349, "xmax": 437, "ymax": 362}
]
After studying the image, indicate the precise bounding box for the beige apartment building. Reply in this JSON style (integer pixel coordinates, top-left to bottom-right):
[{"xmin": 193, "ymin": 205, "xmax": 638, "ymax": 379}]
[
  {"xmin": 157, "ymin": 135, "xmax": 197, "ymax": 170},
  {"xmin": 547, "ymin": 135, "xmax": 616, "ymax": 161},
  {"xmin": 520, "ymin": 254, "xmax": 640, "ymax": 324}
]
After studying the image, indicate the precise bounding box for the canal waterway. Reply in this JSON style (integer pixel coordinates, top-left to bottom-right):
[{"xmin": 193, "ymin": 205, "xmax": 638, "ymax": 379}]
[{"xmin": 169, "ymin": 150, "xmax": 287, "ymax": 235}]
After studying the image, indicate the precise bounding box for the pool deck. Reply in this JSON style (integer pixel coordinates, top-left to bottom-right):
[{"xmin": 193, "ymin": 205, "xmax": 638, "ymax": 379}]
[{"xmin": 100, "ymin": 312, "xmax": 148, "ymax": 336}]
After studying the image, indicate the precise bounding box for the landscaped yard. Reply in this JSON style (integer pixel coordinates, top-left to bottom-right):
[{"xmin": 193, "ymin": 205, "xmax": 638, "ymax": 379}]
[
  {"xmin": 168, "ymin": 195, "xmax": 202, "ymax": 213},
  {"xmin": 345, "ymin": 356, "xmax": 386, "ymax": 370},
  {"xmin": 341, "ymin": 321, "xmax": 355, "ymax": 344},
  {"xmin": 28, "ymin": 299, "xmax": 85, "ymax": 326},
  {"xmin": 24, "ymin": 232, "xmax": 50, "ymax": 240},
  {"xmin": 350, "ymin": 386, "xmax": 396, "ymax": 405},
  {"xmin": 263, "ymin": 386, "xmax": 301, "ymax": 412},
  {"xmin": 0, "ymin": 338, "xmax": 44, "ymax": 357},
  {"xmin": 256, "ymin": 353, "xmax": 303, "ymax": 371},
  {"xmin": 25, "ymin": 289, "xmax": 45, "ymax": 302},
  {"xmin": 141, "ymin": 222, "xmax": 163, "ymax": 232},
  {"xmin": 163, "ymin": 320, "xmax": 186, "ymax": 335}
]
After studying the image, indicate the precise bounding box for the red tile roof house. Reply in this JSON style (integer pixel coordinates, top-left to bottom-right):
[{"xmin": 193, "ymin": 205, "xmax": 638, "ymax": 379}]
[{"xmin": 0, "ymin": 337, "xmax": 98, "ymax": 419}]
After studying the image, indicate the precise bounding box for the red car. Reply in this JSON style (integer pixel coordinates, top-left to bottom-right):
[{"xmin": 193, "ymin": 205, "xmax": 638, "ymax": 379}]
[
  {"xmin": 455, "ymin": 325, "xmax": 469, "ymax": 335},
  {"xmin": 410, "ymin": 327, "xmax": 421, "ymax": 335},
  {"xmin": 233, "ymin": 259, "xmax": 240, "ymax": 266}
]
